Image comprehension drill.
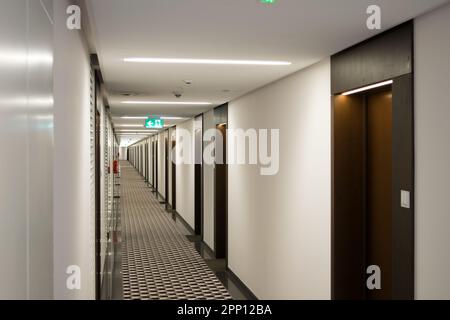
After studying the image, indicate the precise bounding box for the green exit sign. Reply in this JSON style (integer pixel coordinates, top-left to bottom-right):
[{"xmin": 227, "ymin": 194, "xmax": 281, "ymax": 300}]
[
  {"xmin": 145, "ymin": 117, "xmax": 164, "ymax": 129},
  {"xmin": 260, "ymin": 0, "xmax": 276, "ymax": 4}
]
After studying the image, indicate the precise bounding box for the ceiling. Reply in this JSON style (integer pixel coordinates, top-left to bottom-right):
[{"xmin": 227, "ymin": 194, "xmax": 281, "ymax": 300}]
[{"xmin": 85, "ymin": 0, "xmax": 448, "ymax": 146}]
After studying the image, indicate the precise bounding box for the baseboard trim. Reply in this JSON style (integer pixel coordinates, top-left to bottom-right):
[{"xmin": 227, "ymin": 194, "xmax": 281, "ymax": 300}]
[
  {"xmin": 226, "ymin": 267, "xmax": 259, "ymax": 301},
  {"xmin": 156, "ymin": 191, "xmax": 166, "ymax": 202},
  {"xmin": 201, "ymin": 241, "xmax": 215, "ymax": 257},
  {"xmin": 173, "ymin": 210, "xmax": 196, "ymax": 235}
]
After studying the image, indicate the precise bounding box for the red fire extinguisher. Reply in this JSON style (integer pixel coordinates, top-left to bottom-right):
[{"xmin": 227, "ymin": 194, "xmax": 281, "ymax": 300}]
[{"xmin": 113, "ymin": 160, "xmax": 119, "ymax": 174}]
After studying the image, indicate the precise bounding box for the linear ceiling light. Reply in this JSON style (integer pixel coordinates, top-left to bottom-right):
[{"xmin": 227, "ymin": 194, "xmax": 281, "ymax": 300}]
[
  {"xmin": 116, "ymin": 130, "xmax": 158, "ymax": 132},
  {"xmin": 115, "ymin": 124, "xmax": 145, "ymax": 127},
  {"xmin": 120, "ymin": 116, "xmax": 148, "ymax": 119},
  {"xmin": 122, "ymin": 101, "xmax": 211, "ymax": 105},
  {"xmin": 160, "ymin": 116, "xmax": 186, "ymax": 120},
  {"xmin": 342, "ymin": 80, "xmax": 393, "ymax": 96},
  {"xmin": 123, "ymin": 57, "xmax": 291, "ymax": 66}
]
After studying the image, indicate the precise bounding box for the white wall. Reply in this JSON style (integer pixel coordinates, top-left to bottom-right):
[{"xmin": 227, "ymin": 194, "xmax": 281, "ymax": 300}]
[
  {"xmin": 415, "ymin": 3, "xmax": 450, "ymax": 300},
  {"xmin": 203, "ymin": 110, "xmax": 215, "ymax": 250},
  {"xmin": 176, "ymin": 119, "xmax": 195, "ymax": 229},
  {"xmin": 119, "ymin": 147, "xmax": 127, "ymax": 160},
  {"xmin": 53, "ymin": 0, "xmax": 95, "ymax": 299},
  {"xmin": 228, "ymin": 59, "xmax": 331, "ymax": 299},
  {"xmin": 0, "ymin": 0, "xmax": 54, "ymax": 299}
]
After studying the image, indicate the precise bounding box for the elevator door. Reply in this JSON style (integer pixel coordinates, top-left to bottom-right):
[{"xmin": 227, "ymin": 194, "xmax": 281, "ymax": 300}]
[
  {"xmin": 366, "ymin": 90, "xmax": 392, "ymax": 299},
  {"xmin": 333, "ymin": 88, "xmax": 394, "ymax": 300}
]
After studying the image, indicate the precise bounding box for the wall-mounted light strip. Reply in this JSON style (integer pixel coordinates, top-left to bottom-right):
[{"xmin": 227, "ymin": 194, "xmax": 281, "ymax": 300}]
[
  {"xmin": 342, "ymin": 80, "xmax": 393, "ymax": 96},
  {"xmin": 122, "ymin": 101, "xmax": 211, "ymax": 105},
  {"xmin": 123, "ymin": 57, "xmax": 291, "ymax": 66}
]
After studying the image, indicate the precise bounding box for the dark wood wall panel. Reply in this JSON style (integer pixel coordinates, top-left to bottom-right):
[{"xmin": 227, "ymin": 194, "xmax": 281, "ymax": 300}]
[
  {"xmin": 391, "ymin": 74, "xmax": 414, "ymax": 299},
  {"xmin": 214, "ymin": 103, "xmax": 228, "ymax": 125},
  {"xmin": 331, "ymin": 22, "xmax": 413, "ymax": 94}
]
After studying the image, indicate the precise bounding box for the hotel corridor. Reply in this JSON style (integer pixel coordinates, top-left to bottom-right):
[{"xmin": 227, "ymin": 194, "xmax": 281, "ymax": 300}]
[{"xmin": 119, "ymin": 161, "xmax": 231, "ymax": 300}]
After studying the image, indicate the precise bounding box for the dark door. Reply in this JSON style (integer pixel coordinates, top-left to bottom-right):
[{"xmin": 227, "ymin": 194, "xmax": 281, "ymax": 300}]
[
  {"xmin": 155, "ymin": 140, "xmax": 158, "ymax": 192},
  {"xmin": 171, "ymin": 138, "xmax": 176, "ymax": 210},
  {"xmin": 366, "ymin": 90, "xmax": 393, "ymax": 299},
  {"xmin": 165, "ymin": 134, "xmax": 169, "ymax": 206},
  {"xmin": 195, "ymin": 117, "xmax": 203, "ymax": 236},
  {"xmin": 147, "ymin": 144, "xmax": 149, "ymax": 181},
  {"xmin": 214, "ymin": 123, "xmax": 227, "ymax": 260}
]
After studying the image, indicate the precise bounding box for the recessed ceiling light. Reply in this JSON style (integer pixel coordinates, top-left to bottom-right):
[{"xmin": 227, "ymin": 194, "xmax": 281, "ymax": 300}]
[
  {"xmin": 122, "ymin": 101, "xmax": 211, "ymax": 105},
  {"xmin": 121, "ymin": 92, "xmax": 138, "ymax": 97},
  {"xmin": 183, "ymin": 80, "xmax": 193, "ymax": 85},
  {"xmin": 123, "ymin": 57, "xmax": 291, "ymax": 66}
]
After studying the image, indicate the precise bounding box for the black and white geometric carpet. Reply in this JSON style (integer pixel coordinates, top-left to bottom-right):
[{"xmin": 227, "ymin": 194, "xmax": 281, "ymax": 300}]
[{"xmin": 120, "ymin": 162, "xmax": 231, "ymax": 300}]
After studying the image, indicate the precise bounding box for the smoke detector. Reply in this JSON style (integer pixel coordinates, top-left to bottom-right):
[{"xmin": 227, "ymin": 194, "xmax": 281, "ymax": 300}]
[{"xmin": 121, "ymin": 92, "xmax": 139, "ymax": 97}]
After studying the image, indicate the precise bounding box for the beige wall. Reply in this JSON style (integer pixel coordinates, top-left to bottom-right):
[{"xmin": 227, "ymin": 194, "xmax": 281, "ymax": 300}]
[
  {"xmin": 415, "ymin": 3, "xmax": 450, "ymax": 299},
  {"xmin": 176, "ymin": 119, "xmax": 195, "ymax": 229},
  {"xmin": 228, "ymin": 59, "xmax": 331, "ymax": 299}
]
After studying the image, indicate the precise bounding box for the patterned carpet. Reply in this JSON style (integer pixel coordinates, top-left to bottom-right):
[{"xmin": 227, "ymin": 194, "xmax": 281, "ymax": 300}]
[{"xmin": 120, "ymin": 161, "xmax": 231, "ymax": 300}]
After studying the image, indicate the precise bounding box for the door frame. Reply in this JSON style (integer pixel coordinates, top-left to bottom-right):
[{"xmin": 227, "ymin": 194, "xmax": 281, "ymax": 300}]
[
  {"xmin": 331, "ymin": 22, "xmax": 414, "ymax": 300},
  {"xmin": 165, "ymin": 130, "xmax": 169, "ymax": 208}
]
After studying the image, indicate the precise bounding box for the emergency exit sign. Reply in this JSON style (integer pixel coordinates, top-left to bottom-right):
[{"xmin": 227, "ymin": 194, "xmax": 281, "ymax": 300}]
[
  {"xmin": 260, "ymin": 0, "xmax": 276, "ymax": 4},
  {"xmin": 145, "ymin": 117, "xmax": 164, "ymax": 129}
]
